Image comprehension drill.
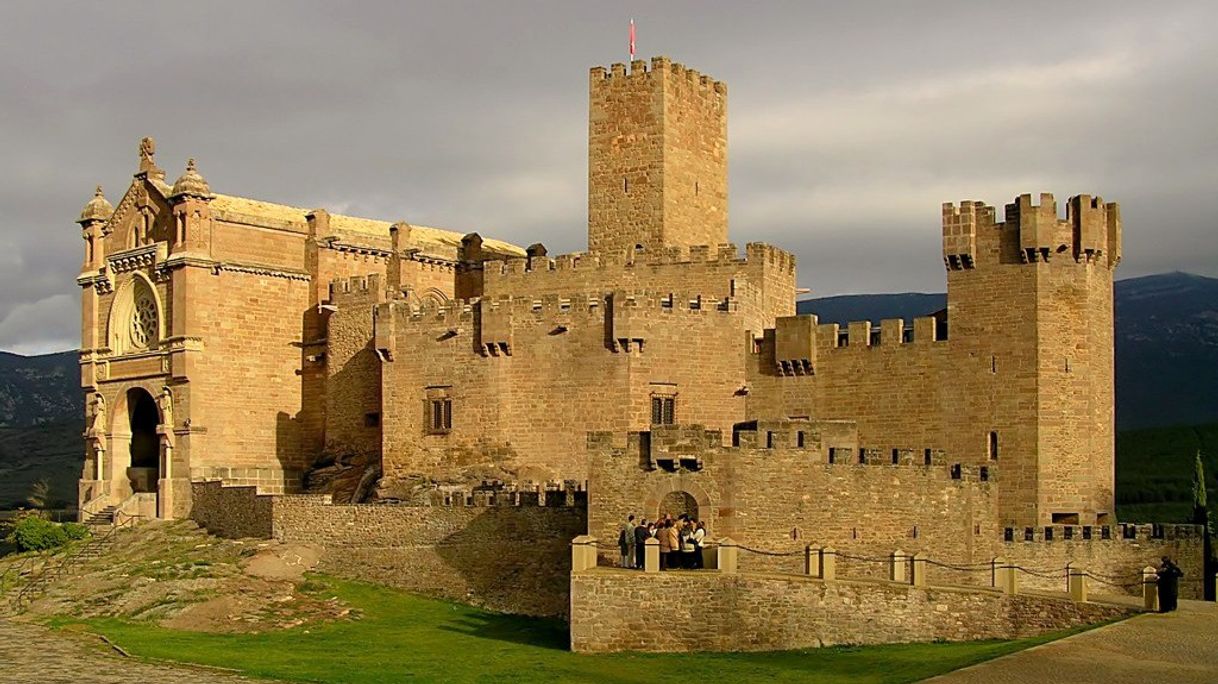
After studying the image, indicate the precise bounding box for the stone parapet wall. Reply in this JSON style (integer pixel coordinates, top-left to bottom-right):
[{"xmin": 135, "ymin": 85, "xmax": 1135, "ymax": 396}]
[{"xmin": 570, "ymin": 568, "xmax": 1133, "ymax": 653}]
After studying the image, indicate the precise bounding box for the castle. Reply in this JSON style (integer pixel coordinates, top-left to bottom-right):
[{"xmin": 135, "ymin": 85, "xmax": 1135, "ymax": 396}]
[{"xmin": 73, "ymin": 57, "xmax": 1202, "ymax": 648}]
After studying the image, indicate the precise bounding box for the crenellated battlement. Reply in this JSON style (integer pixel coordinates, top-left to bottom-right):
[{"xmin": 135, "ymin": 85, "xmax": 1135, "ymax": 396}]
[
  {"xmin": 816, "ymin": 316, "xmax": 945, "ymax": 351},
  {"xmin": 328, "ymin": 273, "xmax": 388, "ymax": 307},
  {"xmin": 589, "ymin": 423, "xmax": 984, "ymax": 481},
  {"xmin": 487, "ymin": 242, "xmax": 794, "ymax": 279},
  {"xmin": 590, "ymin": 55, "xmax": 727, "ymax": 99},
  {"xmin": 426, "ymin": 479, "xmax": 588, "ymax": 508},
  {"xmin": 943, "ymin": 193, "xmax": 1121, "ymax": 270}
]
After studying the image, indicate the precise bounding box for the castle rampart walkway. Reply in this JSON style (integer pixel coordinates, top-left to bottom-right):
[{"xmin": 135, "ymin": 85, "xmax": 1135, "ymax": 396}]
[{"xmin": 927, "ymin": 599, "xmax": 1218, "ymax": 684}]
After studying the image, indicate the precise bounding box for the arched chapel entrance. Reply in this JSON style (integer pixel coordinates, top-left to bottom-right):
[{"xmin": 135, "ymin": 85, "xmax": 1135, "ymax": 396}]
[
  {"xmin": 109, "ymin": 387, "xmax": 162, "ymax": 498},
  {"xmin": 126, "ymin": 388, "xmax": 160, "ymax": 492}
]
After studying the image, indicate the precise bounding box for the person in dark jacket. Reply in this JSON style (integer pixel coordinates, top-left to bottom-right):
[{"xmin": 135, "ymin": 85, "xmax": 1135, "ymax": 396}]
[
  {"xmin": 1157, "ymin": 556, "xmax": 1184, "ymax": 612},
  {"xmin": 633, "ymin": 518, "xmax": 650, "ymax": 569}
]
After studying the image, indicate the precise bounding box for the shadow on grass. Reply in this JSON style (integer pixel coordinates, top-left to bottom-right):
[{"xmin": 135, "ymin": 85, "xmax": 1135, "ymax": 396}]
[{"xmin": 437, "ymin": 611, "xmax": 569, "ymax": 650}]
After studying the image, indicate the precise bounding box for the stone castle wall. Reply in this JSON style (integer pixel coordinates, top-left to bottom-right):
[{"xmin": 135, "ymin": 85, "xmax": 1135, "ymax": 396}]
[
  {"xmin": 190, "ymin": 482, "xmax": 585, "ymax": 617},
  {"xmin": 375, "ymin": 292, "xmax": 752, "ymax": 485},
  {"xmin": 570, "ymin": 568, "xmax": 1132, "ymax": 653},
  {"xmin": 587, "ymin": 425, "xmax": 1204, "ymax": 598}
]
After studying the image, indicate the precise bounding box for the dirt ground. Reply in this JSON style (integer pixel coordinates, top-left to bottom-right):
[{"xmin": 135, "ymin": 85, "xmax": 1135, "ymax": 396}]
[{"xmin": 0, "ymin": 520, "xmax": 358, "ymax": 633}]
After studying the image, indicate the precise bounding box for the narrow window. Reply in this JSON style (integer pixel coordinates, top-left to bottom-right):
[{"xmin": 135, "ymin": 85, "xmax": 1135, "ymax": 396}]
[
  {"xmin": 923, "ymin": 448, "xmax": 933, "ymax": 466},
  {"xmin": 1044, "ymin": 526, "xmax": 1054, "ymax": 541},
  {"xmin": 796, "ymin": 431, "xmax": 805, "ymax": 448},
  {"xmin": 858, "ymin": 448, "xmax": 867, "ymax": 464},
  {"xmin": 891, "ymin": 448, "xmax": 900, "ymax": 465},
  {"xmin": 427, "ymin": 398, "xmax": 452, "ymax": 434},
  {"xmin": 695, "ymin": 181, "xmax": 699, "ymax": 195},
  {"xmin": 765, "ymin": 431, "xmax": 774, "ymax": 449},
  {"xmin": 623, "ymin": 177, "xmax": 629, "ymax": 193},
  {"xmin": 651, "ymin": 396, "xmax": 676, "ymax": 425},
  {"xmin": 950, "ymin": 463, "xmax": 962, "ymax": 479},
  {"xmin": 990, "ymin": 355, "xmax": 997, "ymax": 373},
  {"xmin": 828, "ymin": 448, "xmax": 838, "ymax": 464},
  {"xmin": 988, "ymin": 431, "xmax": 998, "ymax": 461},
  {"xmin": 1004, "ymin": 527, "xmax": 1014, "ymax": 542}
]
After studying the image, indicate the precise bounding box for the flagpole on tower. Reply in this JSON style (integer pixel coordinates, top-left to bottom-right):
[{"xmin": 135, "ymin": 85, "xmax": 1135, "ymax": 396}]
[{"xmin": 629, "ymin": 18, "xmax": 636, "ymax": 62}]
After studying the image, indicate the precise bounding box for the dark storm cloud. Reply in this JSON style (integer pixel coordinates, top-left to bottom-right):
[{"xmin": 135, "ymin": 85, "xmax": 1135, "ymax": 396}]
[{"xmin": 1, "ymin": 1, "xmax": 1214, "ymax": 353}]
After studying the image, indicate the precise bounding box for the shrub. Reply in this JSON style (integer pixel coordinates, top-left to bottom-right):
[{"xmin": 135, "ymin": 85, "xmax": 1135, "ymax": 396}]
[
  {"xmin": 63, "ymin": 522, "xmax": 91, "ymax": 542},
  {"xmin": 6, "ymin": 516, "xmax": 89, "ymax": 552}
]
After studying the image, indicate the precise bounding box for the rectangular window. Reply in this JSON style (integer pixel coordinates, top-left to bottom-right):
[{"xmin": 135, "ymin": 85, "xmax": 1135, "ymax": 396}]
[
  {"xmin": 796, "ymin": 431, "xmax": 805, "ymax": 448},
  {"xmin": 988, "ymin": 431, "xmax": 999, "ymax": 461},
  {"xmin": 891, "ymin": 449, "xmax": 900, "ymax": 465},
  {"xmin": 651, "ymin": 396, "xmax": 675, "ymax": 425},
  {"xmin": 428, "ymin": 398, "xmax": 452, "ymax": 434},
  {"xmin": 923, "ymin": 448, "xmax": 933, "ymax": 466}
]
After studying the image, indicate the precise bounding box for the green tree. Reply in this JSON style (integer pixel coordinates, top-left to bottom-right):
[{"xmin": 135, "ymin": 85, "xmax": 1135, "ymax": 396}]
[
  {"xmin": 1194, "ymin": 451, "xmax": 1216, "ymax": 601},
  {"xmin": 25, "ymin": 479, "xmax": 52, "ymax": 519}
]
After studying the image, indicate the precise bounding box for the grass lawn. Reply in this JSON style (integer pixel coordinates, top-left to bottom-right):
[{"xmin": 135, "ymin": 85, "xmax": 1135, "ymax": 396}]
[{"xmin": 61, "ymin": 575, "xmax": 1102, "ymax": 684}]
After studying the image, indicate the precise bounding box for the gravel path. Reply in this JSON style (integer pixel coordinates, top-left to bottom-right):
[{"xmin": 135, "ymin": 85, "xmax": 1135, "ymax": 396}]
[
  {"xmin": 0, "ymin": 619, "xmax": 273, "ymax": 683},
  {"xmin": 928, "ymin": 599, "xmax": 1218, "ymax": 684}
]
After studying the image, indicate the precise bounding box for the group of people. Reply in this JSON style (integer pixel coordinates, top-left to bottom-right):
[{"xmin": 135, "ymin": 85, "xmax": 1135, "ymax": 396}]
[{"xmin": 618, "ymin": 513, "xmax": 707, "ymax": 570}]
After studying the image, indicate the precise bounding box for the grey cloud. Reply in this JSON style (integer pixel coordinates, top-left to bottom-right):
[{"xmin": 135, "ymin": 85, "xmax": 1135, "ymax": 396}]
[{"xmin": 1, "ymin": 1, "xmax": 1214, "ymax": 353}]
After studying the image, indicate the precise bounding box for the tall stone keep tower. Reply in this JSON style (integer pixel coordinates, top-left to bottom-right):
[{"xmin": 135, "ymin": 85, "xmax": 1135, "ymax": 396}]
[
  {"xmin": 942, "ymin": 193, "xmax": 1122, "ymax": 526},
  {"xmin": 588, "ymin": 56, "xmax": 728, "ymax": 255}
]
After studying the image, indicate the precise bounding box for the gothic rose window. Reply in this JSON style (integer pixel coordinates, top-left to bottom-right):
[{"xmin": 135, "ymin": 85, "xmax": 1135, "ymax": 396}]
[{"xmin": 127, "ymin": 282, "xmax": 159, "ymax": 351}]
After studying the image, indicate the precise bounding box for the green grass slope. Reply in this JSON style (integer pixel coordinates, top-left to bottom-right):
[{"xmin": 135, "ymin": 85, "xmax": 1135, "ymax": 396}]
[{"xmin": 73, "ymin": 576, "xmax": 1101, "ymax": 684}]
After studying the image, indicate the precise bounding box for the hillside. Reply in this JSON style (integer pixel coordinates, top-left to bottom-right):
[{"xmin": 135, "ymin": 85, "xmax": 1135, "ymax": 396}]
[
  {"xmin": 1115, "ymin": 421, "xmax": 1218, "ymax": 523},
  {"xmin": 0, "ymin": 350, "xmax": 80, "ymax": 427},
  {"xmin": 797, "ymin": 272, "xmax": 1218, "ymax": 430}
]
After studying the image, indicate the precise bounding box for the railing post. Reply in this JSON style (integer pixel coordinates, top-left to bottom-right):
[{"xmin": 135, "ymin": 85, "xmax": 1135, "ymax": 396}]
[
  {"xmin": 644, "ymin": 537, "xmax": 660, "ymax": 574},
  {"xmin": 570, "ymin": 535, "xmax": 596, "ymax": 572},
  {"xmin": 996, "ymin": 559, "xmax": 1017, "ymax": 594},
  {"xmin": 890, "ymin": 549, "xmax": 907, "ymax": 583},
  {"xmin": 805, "ymin": 545, "xmax": 821, "ymax": 577},
  {"xmin": 1143, "ymin": 566, "xmax": 1159, "ymax": 611},
  {"xmin": 821, "ymin": 547, "xmax": 837, "ymax": 581},
  {"xmin": 1068, "ymin": 566, "xmax": 1089, "ymax": 602},
  {"xmin": 910, "ymin": 552, "xmax": 926, "ymax": 587},
  {"xmin": 718, "ymin": 537, "xmax": 738, "ymax": 574}
]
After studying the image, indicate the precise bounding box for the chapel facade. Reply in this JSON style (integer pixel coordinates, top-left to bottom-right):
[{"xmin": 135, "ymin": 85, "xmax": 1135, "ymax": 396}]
[{"xmin": 76, "ymin": 56, "xmax": 1121, "ymax": 529}]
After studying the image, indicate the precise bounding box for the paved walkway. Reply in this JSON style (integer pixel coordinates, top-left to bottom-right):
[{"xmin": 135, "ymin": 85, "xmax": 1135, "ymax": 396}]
[
  {"xmin": 0, "ymin": 619, "xmax": 272, "ymax": 684},
  {"xmin": 928, "ymin": 599, "xmax": 1218, "ymax": 684}
]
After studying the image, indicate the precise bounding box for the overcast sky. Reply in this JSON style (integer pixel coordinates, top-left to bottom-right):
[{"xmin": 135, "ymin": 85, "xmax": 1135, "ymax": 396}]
[{"xmin": 1, "ymin": 1, "xmax": 1215, "ymax": 354}]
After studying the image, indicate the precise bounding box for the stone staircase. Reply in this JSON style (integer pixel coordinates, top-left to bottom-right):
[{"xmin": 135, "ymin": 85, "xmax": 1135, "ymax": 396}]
[
  {"xmin": 3, "ymin": 512, "xmax": 128, "ymax": 613},
  {"xmin": 83, "ymin": 505, "xmax": 118, "ymax": 530}
]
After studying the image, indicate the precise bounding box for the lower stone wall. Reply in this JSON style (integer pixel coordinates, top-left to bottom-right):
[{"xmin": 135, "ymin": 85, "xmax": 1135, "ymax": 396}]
[
  {"xmin": 996, "ymin": 525, "xmax": 1205, "ymax": 599},
  {"xmin": 570, "ymin": 568, "xmax": 1133, "ymax": 653},
  {"xmin": 190, "ymin": 481, "xmax": 273, "ymax": 538},
  {"xmin": 190, "ymin": 484, "xmax": 586, "ymax": 618}
]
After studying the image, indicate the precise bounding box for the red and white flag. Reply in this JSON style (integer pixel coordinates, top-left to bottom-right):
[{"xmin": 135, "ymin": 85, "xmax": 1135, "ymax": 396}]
[{"xmin": 629, "ymin": 19, "xmax": 636, "ymax": 61}]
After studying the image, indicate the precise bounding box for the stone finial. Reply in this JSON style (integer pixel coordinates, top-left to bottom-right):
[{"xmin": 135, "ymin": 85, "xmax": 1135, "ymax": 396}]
[
  {"xmin": 170, "ymin": 158, "xmax": 213, "ymax": 200},
  {"xmin": 137, "ymin": 136, "xmax": 163, "ymax": 178},
  {"xmin": 78, "ymin": 185, "xmax": 113, "ymax": 223}
]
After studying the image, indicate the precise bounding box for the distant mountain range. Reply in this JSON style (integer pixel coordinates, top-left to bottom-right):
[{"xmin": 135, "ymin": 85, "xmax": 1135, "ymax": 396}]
[
  {"xmin": 0, "ymin": 271, "xmax": 1214, "ymax": 509},
  {"xmin": 798, "ymin": 272, "xmax": 1218, "ymax": 430},
  {"xmin": 0, "ymin": 350, "xmax": 81, "ymax": 428}
]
